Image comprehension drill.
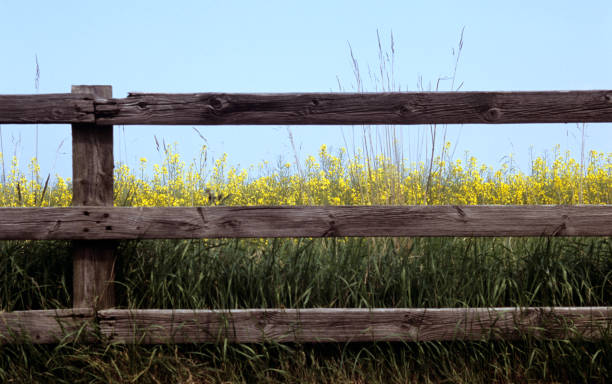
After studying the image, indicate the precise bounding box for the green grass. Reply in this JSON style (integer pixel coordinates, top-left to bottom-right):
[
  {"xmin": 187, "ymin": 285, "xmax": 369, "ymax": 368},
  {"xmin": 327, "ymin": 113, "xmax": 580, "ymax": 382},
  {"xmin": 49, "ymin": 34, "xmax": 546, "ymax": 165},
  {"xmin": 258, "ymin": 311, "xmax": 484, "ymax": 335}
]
[
  {"xmin": 2, "ymin": 237, "xmax": 610, "ymax": 311},
  {"xmin": 1, "ymin": 236, "xmax": 610, "ymax": 383},
  {"xmin": 1, "ymin": 338, "xmax": 610, "ymax": 383}
]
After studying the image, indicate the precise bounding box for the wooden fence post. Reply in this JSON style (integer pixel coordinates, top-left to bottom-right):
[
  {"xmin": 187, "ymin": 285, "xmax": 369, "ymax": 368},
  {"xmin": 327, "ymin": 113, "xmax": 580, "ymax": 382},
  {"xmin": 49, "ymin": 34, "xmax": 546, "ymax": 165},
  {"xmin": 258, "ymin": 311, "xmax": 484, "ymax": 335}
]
[{"xmin": 71, "ymin": 85, "xmax": 115, "ymax": 309}]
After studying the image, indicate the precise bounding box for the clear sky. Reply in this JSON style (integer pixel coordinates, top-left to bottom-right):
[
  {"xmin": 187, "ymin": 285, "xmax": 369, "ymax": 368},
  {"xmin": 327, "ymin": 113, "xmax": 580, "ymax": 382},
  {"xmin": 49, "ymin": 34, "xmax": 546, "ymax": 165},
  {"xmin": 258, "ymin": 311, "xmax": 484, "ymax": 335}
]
[{"xmin": 1, "ymin": 0, "xmax": 611, "ymax": 178}]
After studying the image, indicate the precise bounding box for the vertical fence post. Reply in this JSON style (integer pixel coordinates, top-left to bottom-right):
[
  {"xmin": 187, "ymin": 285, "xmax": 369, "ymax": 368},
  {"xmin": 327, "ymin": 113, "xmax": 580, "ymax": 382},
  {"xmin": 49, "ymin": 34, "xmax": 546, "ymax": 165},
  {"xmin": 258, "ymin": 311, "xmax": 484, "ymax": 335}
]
[{"xmin": 71, "ymin": 85, "xmax": 115, "ymax": 309}]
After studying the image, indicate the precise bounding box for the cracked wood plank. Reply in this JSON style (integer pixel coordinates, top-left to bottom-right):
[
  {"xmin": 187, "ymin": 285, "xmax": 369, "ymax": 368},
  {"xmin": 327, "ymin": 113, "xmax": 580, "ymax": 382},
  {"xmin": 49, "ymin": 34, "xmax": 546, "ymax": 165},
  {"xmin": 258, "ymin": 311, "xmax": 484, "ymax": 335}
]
[
  {"xmin": 94, "ymin": 91, "xmax": 612, "ymax": 125},
  {"xmin": 98, "ymin": 307, "xmax": 612, "ymax": 343},
  {"xmin": 0, "ymin": 205, "xmax": 610, "ymax": 240},
  {"xmin": 0, "ymin": 94, "xmax": 95, "ymax": 123}
]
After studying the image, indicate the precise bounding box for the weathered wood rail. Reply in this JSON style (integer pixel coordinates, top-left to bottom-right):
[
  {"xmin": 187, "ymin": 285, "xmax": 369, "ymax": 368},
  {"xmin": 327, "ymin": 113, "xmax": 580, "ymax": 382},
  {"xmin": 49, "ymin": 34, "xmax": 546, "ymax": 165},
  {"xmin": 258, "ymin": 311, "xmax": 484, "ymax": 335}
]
[
  {"xmin": 0, "ymin": 86, "xmax": 610, "ymax": 344},
  {"xmin": 1, "ymin": 307, "xmax": 610, "ymax": 344},
  {"xmin": 0, "ymin": 205, "xmax": 610, "ymax": 239},
  {"xmin": 2, "ymin": 90, "xmax": 612, "ymax": 125}
]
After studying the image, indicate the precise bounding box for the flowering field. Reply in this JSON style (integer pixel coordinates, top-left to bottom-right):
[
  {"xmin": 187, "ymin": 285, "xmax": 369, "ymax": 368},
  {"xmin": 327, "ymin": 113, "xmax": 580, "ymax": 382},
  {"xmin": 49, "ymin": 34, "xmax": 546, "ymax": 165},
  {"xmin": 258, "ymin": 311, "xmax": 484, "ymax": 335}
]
[{"xmin": 1, "ymin": 144, "xmax": 610, "ymax": 207}]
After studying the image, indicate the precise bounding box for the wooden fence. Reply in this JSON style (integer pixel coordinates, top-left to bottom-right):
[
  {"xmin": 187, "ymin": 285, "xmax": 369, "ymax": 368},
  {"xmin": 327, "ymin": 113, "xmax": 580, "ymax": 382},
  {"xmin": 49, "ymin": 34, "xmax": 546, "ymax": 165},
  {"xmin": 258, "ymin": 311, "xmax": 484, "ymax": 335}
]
[{"xmin": 0, "ymin": 86, "xmax": 610, "ymax": 344}]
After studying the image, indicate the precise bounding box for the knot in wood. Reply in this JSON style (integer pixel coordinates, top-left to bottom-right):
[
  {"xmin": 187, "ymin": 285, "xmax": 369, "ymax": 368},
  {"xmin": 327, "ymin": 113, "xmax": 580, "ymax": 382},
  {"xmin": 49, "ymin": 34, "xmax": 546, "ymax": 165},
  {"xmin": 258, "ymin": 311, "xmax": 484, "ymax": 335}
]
[
  {"xmin": 454, "ymin": 206, "xmax": 467, "ymax": 221},
  {"xmin": 551, "ymin": 222, "xmax": 567, "ymax": 236},
  {"xmin": 402, "ymin": 311, "xmax": 425, "ymax": 326},
  {"xmin": 208, "ymin": 97, "xmax": 227, "ymax": 110},
  {"xmin": 51, "ymin": 108, "xmax": 64, "ymax": 118},
  {"xmin": 323, "ymin": 220, "xmax": 338, "ymax": 237},
  {"xmin": 398, "ymin": 103, "xmax": 419, "ymax": 115},
  {"xmin": 483, "ymin": 107, "xmax": 502, "ymax": 122},
  {"xmin": 222, "ymin": 219, "xmax": 239, "ymax": 229},
  {"xmin": 398, "ymin": 105, "xmax": 410, "ymax": 115}
]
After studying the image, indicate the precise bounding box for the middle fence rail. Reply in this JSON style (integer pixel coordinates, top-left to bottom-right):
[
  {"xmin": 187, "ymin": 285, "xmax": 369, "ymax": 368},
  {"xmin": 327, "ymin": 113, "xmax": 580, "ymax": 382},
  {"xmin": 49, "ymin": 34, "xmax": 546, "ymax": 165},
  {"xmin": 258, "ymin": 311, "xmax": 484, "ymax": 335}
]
[
  {"xmin": 0, "ymin": 87, "xmax": 611, "ymax": 344},
  {"xmin": 0, "ymin": 206, "xmax": 611, "ymax": 239}
]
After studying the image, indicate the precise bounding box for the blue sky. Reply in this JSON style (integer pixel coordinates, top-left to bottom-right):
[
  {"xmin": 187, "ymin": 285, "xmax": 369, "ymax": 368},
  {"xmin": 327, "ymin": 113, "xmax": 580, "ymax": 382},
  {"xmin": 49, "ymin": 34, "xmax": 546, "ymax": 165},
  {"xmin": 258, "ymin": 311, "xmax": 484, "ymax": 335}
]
[{"xmin": 1, "ymin": 0, "xmax": 611, "ymax": 178}]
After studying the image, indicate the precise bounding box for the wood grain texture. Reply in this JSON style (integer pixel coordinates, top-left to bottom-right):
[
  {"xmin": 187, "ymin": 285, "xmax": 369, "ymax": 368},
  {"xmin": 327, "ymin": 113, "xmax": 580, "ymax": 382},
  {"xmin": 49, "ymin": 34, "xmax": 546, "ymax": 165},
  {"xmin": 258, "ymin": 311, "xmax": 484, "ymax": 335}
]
[
  {"xmin": 94, "ymin": 91, "xmax": 612, "ymax": 125},
  {"xmin": 2, "ymin": 307, "xmax": 608, "ymax": 344},
  {"xmin": 72, "ymin": 240, "xmax": 117, "ymax": 309},
  {"xmin": 0, "ymin": 309, "xmax": 94, "ymax": 344},
  {"xmin": 71, "ymin": 86, "xmax": 114, "ymax": 207},
  {"xmin": 98, "ymin": 307, "xmax": 612, "ymax": 344},
  {"xmin": 2, "ymin": 90, "xmax": 612, "ymax": 125},
  {"xmin": 72, "ymin": 85, "xmax": 116, "ymax": 310},
  {"xmin": 0, "ymin": 94, "xmax": 94, "ymax": 124},
  {"xmin": 0, "ymin": 205, "xmax": 610, "ymax": 240}
]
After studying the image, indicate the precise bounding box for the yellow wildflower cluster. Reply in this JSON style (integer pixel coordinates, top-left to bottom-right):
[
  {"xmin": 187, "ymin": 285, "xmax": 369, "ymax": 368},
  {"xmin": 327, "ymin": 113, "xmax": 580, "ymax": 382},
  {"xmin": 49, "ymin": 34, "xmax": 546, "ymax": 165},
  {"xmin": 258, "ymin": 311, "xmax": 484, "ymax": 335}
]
[
  {"xmin": 0, "ymin": 144, "xmax": 609, "ymax": 207},
  {"xmin": 0, "ymin": 155, "xmax": 71, "ymax": 206}
]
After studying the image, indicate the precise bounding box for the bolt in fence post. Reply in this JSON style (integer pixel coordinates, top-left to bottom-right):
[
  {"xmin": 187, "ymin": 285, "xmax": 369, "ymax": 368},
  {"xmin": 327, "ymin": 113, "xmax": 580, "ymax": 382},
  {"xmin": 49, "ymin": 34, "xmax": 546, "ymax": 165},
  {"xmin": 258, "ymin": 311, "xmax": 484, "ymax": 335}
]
[{"xmin": 71, "ymin": 85, "xmax": 115, "ymax": 309}]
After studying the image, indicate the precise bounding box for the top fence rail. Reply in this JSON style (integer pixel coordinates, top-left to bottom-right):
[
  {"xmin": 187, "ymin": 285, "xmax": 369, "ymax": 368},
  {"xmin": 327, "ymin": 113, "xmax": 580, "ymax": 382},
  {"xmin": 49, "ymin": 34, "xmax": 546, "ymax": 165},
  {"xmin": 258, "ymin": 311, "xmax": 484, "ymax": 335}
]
[{"xmin": 2, "ymin": 90, "xmax": 612, "ymax": 125}]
